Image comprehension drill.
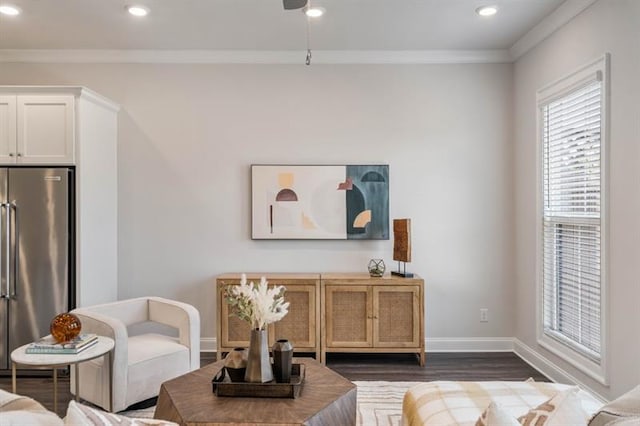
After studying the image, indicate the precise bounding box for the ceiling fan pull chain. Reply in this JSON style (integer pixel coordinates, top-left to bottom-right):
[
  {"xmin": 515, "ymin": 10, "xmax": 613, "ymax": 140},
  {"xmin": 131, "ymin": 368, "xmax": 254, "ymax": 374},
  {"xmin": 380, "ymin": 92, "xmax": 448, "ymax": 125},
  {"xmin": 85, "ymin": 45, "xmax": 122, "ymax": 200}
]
[{"xmin": 305, "ymin": 10, "xmax": 312, "ymax": 65}]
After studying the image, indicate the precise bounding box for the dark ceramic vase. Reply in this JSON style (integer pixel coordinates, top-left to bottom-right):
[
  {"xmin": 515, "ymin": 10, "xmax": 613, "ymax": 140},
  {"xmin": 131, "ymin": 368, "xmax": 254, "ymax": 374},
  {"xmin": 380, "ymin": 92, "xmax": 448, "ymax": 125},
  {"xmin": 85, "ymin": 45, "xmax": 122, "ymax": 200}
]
[{"xmin": 272, "ymin": 339, "xmax": 293, "ymax": 383}]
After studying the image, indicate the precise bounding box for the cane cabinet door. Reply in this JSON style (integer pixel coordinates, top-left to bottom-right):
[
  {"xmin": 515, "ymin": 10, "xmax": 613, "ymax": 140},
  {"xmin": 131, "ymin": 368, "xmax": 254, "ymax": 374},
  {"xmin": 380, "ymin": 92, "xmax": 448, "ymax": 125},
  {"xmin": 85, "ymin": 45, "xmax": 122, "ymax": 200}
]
[
  {"xmin": 324, "ymin": 285, "xmax": 372, "ymax": 348},
  {"xmin": 270, "ymin": 284, "xmax": 317, "ymax": 351},
  {"xmin": 216, "ymin": 274, "xmax": 320, "ymax": 358},
  {"xmin": 373, "ymin": 285, "xmax": 420, "ymax": 347}
]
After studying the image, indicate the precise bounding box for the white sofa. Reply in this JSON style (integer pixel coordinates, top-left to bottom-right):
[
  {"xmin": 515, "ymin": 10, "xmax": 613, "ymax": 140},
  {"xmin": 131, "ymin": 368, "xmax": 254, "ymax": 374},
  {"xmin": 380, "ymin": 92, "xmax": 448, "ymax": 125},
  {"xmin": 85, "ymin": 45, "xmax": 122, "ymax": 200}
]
[
  {"xmin": 0, "ymin": 388, "xmax": 177, "ymax": 425},
  {"xmin": 402, "ymin": 381, "xmax": 640, "ymax": 426},
  {"xmin": 71, "ymin": 297, "xmax": 200, "ymax": 412}
]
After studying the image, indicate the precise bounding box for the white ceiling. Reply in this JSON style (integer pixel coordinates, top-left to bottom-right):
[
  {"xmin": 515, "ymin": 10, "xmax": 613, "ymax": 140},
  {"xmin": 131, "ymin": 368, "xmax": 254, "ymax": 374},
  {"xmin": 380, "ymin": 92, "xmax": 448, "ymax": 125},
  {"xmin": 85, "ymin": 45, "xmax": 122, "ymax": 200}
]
[{"xmin": 0, "ymin": 0, "xmax": 567, "ymax": 51}]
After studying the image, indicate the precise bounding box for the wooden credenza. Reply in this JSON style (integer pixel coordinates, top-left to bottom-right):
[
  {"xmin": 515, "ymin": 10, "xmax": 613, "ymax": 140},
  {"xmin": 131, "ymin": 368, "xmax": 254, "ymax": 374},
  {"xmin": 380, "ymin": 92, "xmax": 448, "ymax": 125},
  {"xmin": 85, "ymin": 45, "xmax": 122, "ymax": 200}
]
[
  {"xmin": 322, "ymin": 273, "xmax": 425, "ymax": 366},
  {"xmin": 216, "ymin": 272, "xmax": 424, "ymax": 366}
]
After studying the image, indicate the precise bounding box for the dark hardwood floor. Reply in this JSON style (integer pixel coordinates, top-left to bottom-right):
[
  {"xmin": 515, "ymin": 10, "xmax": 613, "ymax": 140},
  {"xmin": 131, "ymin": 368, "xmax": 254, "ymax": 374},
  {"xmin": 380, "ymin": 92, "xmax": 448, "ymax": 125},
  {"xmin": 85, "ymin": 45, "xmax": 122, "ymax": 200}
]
[
  {"xmin": 326, "ymin": 352, "xmax": 549, "ymax": 382},
  {"xmin": 0, "ymin": 352, "xmax": 548, "ymax": 417}
]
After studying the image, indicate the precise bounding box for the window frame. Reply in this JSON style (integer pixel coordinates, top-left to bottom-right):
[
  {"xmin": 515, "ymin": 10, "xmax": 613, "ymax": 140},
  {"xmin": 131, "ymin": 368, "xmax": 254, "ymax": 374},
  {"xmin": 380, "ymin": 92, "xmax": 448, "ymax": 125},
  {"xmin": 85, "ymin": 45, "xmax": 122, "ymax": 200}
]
[{"xmin": 535, "ymin": 54, "xmax": 609, "ymax": 385}]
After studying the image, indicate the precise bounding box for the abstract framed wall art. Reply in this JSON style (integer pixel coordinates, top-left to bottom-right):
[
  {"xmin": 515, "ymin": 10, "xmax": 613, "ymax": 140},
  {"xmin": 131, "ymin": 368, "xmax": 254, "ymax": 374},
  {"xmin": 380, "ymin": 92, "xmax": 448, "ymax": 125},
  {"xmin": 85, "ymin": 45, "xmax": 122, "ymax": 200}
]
[{"xmin": 251, "ymin": 164, "xmax": 389, "ymax": 240}]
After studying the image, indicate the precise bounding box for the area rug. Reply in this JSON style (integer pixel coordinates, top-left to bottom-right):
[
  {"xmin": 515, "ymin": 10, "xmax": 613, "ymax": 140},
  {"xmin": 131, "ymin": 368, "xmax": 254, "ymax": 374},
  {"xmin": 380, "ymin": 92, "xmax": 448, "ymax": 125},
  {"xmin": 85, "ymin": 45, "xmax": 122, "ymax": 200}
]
[
  {"xmin": 119, "ymin": 405, "xmax": 156, "ymax": 420},
  {"xmin": 354, "ymin": 381, "xmax": 413, "ymax": 426},
  {"xmin": 120, "ymin": 381, "xmax": 414, "ymax": 426}
]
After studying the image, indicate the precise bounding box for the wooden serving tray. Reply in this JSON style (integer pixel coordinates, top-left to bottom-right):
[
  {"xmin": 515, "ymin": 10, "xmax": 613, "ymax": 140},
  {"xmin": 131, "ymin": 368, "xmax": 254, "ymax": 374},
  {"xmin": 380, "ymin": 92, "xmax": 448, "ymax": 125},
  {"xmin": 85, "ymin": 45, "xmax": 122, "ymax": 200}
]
[{"xmin": 211, "ymin": 363, "xmax": 305, "ymax": 398}]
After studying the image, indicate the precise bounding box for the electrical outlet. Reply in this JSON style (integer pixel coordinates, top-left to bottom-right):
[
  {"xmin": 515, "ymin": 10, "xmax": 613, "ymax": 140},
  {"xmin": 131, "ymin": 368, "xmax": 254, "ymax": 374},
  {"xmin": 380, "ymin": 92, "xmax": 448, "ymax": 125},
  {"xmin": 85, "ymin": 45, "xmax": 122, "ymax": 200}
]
[{"xmin": 480, "ymin": 308, "xmax": 489, "ymax": 322}]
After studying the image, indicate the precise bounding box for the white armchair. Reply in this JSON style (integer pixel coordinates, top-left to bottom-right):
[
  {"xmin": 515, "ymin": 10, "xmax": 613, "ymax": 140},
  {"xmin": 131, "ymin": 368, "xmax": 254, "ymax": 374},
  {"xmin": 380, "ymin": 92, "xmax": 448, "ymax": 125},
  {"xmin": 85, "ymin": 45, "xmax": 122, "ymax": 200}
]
[{"xmin": 70, "ymin": 297, "xmax": 200, "ymax": 412}]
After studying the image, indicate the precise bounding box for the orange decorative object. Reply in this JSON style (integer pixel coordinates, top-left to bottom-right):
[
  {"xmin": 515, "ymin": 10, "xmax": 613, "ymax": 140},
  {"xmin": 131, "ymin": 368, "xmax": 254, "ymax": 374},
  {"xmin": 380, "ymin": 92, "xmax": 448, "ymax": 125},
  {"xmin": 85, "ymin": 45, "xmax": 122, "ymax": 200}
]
[{"xmin": 50, "ymin": 313, "xmax": 82, "ymax": 343}]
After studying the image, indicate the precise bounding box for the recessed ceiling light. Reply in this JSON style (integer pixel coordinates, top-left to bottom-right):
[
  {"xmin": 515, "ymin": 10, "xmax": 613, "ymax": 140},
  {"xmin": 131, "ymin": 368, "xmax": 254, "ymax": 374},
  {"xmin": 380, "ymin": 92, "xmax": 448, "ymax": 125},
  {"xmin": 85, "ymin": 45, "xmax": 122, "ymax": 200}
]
[
  {"xmin": 476, "ymin": 5, "xmax": 498, "ymax": 17},
  {"xmin": 304, "ymin": 7, "xmax": 325, "ymax": 18},
  {"xmin": 127, "ymin": 5, "xmax": 149, "ymax": 17},
  {"xmin": 0, "ymin": 4, "xmax": 21, "ymax": 16}
]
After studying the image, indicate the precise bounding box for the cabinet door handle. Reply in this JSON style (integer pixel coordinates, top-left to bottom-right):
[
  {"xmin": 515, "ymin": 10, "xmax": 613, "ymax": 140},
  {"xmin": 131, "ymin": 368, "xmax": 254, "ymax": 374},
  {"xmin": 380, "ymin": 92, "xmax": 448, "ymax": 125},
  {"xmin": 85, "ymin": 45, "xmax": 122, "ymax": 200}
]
[
  {"xmin": 16, "ymin": 153, "xmax": 22, "ymax": 157},
  {"xmin": 8, "ymin": 153, "xmax": 14, "ymax": 157}
]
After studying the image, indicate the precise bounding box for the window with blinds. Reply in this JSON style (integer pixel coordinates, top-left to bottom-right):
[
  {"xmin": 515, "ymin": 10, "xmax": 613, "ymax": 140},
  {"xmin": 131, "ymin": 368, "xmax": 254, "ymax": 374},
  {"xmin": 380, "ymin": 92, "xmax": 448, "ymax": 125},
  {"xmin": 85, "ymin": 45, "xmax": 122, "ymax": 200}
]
[{"xmin": 541, "ymin": 75, "xmax": 604, "ymax": 365}]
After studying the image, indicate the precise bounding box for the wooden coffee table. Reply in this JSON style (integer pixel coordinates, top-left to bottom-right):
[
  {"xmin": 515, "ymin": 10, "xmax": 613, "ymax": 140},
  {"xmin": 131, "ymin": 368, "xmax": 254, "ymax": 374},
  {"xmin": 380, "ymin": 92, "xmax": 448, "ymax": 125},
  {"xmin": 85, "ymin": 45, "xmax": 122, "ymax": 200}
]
[{"xmin": 154, "ymin": 357, "xmax": 356, "ymax": 426}]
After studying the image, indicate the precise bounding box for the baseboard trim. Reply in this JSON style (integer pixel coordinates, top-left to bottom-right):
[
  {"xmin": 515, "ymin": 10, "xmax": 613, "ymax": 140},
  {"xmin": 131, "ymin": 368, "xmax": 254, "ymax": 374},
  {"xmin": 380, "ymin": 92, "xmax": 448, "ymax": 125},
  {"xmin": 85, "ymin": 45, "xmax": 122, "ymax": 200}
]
[
  {"xmin": 205, "ymin": 337, "xmax": 521, "ymax": 354},
  {"xmin": 201, "ymin": 337, "xmax": 216, "ymax": 353},
  {"xmin": 513, "ymin": 338, "xmax": 607, "ymax": 403},
  {"xmin": 204, "ymin": 337, "xmax": 517, "ymax": 353},
  {"xmin": 426, "ymin": 337, "xmax": 514, "ymax": 352}
]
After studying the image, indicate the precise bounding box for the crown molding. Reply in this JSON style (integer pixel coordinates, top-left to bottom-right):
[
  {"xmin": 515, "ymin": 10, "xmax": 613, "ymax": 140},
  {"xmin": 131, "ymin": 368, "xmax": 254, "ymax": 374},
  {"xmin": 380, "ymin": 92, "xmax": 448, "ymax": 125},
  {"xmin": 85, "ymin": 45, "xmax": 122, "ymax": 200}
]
[
  {"xmin": 0, "ymin": 49, "xmax": 511, "ymax": 65},
  {"xmin": 509, "ymin": 0, "xmax": 600, "ymax": 60}
]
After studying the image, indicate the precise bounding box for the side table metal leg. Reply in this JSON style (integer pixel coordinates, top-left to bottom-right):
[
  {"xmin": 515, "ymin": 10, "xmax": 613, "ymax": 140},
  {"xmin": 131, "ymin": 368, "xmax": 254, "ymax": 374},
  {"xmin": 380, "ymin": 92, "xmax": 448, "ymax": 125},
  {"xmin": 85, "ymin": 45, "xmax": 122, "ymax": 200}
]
[
  {"xmin": 107, "ymin": 351, "xmax": 113, "ymax": 412},
  {"xmin": 75, "ymin": 363, "xmax": 80, "ymax": 402},
  {"xmin": 53, "ymin": 368, "xmax": 58, "ymax": 414},
  {"xmin": 11, "ymin": 362, "xmax": 16, "ymax": 393}
]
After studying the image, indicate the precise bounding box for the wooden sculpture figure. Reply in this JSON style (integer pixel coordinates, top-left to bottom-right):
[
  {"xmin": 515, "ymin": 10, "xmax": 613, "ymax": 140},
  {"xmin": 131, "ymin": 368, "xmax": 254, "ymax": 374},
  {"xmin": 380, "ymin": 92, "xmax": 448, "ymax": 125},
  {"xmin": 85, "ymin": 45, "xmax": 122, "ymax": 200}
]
[{"xmin": 392, "ymin": 218, "xmax": 414, "ymax": 277}]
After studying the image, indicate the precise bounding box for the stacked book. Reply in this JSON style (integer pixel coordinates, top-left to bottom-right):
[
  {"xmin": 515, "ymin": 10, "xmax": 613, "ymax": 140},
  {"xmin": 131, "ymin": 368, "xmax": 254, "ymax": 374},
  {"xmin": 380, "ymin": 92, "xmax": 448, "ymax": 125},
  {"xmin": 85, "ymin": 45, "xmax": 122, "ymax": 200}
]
[{"xmin": 26, "ymin": 333, "xmax": 98, "ymax": 354}]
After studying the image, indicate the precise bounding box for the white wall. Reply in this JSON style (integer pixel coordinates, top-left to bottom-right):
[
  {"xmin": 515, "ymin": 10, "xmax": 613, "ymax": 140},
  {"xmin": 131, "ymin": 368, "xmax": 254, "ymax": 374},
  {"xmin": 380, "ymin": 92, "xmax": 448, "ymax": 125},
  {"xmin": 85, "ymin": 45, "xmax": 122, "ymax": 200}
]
[
  {"xmin": 0, "ymin": 1, "xmax": 636, "ymax": 400},
  {"xmin": 0, "ymin": 62, "xmax": 515, "ymax": 346},
  {"xmin": 513, "ymin": 0, "xmax": 640, "ymax": 399}
]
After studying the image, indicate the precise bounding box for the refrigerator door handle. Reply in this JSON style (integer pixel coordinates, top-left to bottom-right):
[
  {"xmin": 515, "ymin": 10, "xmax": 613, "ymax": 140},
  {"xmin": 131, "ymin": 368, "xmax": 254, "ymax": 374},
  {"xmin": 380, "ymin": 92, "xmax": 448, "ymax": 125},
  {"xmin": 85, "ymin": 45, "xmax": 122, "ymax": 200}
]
[
  {"xmin": 1, "ymin": 202, "xmax": 8, "ymax": 299},
  {"xmin": 9, "ymin": 201, "xmax": 16, "ymax": 298}
]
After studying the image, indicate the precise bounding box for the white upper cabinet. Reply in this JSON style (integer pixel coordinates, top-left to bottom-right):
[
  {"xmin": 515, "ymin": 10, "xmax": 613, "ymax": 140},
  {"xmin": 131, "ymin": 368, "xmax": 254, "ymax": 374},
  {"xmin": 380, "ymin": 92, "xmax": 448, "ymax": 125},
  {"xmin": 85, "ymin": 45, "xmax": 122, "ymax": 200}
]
[
  {"xmin": 0, "ymin": 96, "xmax": 17, "ymax": 163},
  {"xmin": 0, "ymin": 94, "xmax": 75, "ymax": 164},
  {"xmin": 18, "ymin": 95, "xmax": 75, "ymax": 164}
]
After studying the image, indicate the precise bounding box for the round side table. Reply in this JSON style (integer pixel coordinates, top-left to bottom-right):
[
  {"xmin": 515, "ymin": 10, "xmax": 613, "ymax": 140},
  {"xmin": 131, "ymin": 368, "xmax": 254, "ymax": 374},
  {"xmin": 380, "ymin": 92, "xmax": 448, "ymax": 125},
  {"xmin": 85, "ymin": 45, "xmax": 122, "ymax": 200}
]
[{"xmin": 11, "ymin": 336, "xmax": 115, "ymax": 413}]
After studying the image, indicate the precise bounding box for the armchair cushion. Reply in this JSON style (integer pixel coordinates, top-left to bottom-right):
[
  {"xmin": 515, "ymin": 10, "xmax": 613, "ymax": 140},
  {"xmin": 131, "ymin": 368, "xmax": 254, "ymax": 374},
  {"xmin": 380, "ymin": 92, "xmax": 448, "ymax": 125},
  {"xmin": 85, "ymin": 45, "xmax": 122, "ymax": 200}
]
[{"xmin": 126, "ymin": 334, "xmax": 190, "ymax": 405}]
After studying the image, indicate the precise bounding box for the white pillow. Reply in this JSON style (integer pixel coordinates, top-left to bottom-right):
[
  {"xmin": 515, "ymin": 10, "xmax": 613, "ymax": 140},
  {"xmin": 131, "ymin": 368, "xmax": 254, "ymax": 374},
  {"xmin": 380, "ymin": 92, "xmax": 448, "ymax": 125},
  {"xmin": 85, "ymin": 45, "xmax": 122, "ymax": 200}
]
[
  {"xmin": 519, "ymin": 387, "xmax": 589, "ymax": 425},
  {"xmin": 607, "ymin": 419, "xmax": 640, "ymax": 426},
  {"xmin": 64, "ymin": 401, "xmax": 176, "ymax": 426},
  {"xmin": 476, "ymin": 388, "xmax": 590, "ymax": 426},
  {"xmin": 476, "ymin": 402, "xmax": 521, "ymax": 426},
  {"xmin": 589, "ymin": 384, "xmax": 640, "ymax": 426},
  {"xmin": 0, "ymin": 388, "xmax": 63, "ymax": 426},
  {"xmin": 0, "ymin": 410, "xmax": 64, "ymax": 426}
]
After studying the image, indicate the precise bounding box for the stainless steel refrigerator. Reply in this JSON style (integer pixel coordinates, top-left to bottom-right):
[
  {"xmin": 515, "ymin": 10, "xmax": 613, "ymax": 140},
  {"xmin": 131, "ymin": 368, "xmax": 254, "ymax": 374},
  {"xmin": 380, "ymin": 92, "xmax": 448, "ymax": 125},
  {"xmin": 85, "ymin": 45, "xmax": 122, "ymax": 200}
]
[{"xmin": 0, "ymin": 167, "xmax": 74, "ymax": 371}]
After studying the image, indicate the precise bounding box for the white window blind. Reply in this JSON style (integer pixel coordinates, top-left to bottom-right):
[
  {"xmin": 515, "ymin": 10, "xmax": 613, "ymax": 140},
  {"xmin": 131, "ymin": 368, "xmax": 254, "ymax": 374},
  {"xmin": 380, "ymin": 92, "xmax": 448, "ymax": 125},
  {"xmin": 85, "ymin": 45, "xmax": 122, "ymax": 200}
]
[{"xmin": 542, "ymin": 79, "xmax": 602, "ymax": 362}]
